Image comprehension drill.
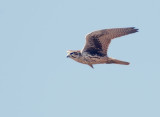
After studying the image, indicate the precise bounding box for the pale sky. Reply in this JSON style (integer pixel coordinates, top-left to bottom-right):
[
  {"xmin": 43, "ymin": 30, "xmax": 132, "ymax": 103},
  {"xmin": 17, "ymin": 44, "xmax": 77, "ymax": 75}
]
[{"xmin": 0, "ymin": 0, "xmax": 160, "ymax": 117}]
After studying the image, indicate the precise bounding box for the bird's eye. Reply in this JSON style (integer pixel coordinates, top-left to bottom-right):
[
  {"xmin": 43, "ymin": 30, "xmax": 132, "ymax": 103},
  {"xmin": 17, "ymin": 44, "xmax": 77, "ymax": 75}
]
[{"xmin": 70, "ymin": 53, "xmax": 74, "ymax": 55}]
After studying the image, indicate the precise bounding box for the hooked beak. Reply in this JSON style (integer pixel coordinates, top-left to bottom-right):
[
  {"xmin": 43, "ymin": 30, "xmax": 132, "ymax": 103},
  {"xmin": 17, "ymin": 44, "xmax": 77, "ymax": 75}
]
[
  {"xmin": 66, "ymin": 55, "xmax": 70, "ymax": 58},
  {"xmin": 66, "ymin": 51, "xmax": 71, "ymax": 58}
]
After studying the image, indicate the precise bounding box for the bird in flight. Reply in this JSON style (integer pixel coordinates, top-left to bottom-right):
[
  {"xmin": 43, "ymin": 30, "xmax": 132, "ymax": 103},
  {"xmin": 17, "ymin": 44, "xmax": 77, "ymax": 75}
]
[{"xmin": 67, "ymin": 27, "xmax": 138, "ymax": 68}]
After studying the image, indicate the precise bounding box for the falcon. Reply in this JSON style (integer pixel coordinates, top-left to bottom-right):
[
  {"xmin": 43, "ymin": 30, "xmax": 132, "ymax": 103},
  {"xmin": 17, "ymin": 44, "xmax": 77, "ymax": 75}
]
[{"xmin": 67, "ymin": 27, "xmax": 138, "ymax": 68}]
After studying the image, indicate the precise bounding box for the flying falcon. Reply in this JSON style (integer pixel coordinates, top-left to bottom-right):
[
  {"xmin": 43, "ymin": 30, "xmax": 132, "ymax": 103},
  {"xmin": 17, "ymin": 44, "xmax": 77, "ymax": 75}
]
[{"xmin": 67, "ymin": 27, "xmax": 138, "ymax": 68}]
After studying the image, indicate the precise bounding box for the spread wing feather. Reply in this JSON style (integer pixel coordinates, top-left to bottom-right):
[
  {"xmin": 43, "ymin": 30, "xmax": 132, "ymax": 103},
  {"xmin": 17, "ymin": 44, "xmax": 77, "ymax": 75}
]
[{"xmin": 82, "ymin": 27, "xmax": 138, "ymax": 56}]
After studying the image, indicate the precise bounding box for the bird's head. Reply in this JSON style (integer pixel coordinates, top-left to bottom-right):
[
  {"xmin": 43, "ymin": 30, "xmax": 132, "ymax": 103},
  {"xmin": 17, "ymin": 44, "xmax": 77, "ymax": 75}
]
[{"xmin": 66, "ymin": 50, "xmax": 81, "ymax": 59}]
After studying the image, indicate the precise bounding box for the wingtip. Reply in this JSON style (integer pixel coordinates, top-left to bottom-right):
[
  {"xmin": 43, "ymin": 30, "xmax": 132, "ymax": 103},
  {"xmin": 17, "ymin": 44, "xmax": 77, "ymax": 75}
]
[
  {"xmin": 135, "ymin": 28, "xmax": 139, "ymax": 32},
  {"xmin": 131, "ymin": 27, "xmax": 139, "ymax": 32},
  {"xmin": 127, "ymin": 27, "xmax": 139, "ymax": 34}
]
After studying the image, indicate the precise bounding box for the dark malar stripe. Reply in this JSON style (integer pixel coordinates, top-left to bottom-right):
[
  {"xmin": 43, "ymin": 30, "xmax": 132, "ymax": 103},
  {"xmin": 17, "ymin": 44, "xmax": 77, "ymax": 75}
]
[{"xmin": 71, "ymin": 55, "xmax": 76, "ymax": 58}]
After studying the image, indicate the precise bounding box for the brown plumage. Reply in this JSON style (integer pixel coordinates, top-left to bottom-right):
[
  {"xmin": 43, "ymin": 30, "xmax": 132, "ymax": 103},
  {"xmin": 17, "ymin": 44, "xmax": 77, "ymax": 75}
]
[{"xmin": 67, "ymin": 27, "xmax": 138, "ymax": 68}]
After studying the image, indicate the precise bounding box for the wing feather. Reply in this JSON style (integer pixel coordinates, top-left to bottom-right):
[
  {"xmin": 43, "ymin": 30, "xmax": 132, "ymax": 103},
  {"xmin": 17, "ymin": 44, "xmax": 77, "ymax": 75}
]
[{"xmin": 82, "ymin": 27, "xmax": 138, "ymax": 56}]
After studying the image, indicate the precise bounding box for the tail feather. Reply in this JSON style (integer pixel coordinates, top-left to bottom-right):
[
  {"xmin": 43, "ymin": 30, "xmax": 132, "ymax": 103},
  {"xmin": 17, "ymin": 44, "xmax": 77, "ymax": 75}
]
[{"xmin": 107, "ymin": 57, "xmax": 130, "ymax": 65}]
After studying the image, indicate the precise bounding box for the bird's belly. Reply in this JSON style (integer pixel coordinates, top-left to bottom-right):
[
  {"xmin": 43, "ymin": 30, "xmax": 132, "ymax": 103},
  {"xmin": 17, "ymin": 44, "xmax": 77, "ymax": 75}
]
[
  {"xmin": 85, "ymin": 56, "xmax": 108, "ymax": 64},
  {"xmin": 72, "ymin": 56, "xmax": 108, "ymax": 65}
]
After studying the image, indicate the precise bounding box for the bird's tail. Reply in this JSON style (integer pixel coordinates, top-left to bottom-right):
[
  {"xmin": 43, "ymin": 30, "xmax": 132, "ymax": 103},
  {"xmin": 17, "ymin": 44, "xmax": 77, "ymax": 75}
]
[{"xmin": 107, "ymin": 57, "xmax": 129, "ymax": 65}]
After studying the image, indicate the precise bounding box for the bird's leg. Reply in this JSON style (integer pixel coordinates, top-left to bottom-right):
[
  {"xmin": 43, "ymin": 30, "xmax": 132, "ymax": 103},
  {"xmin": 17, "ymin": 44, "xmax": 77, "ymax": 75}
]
[{"xmin": 88, "ymin": 64, "xmax": 94, "ymax": 68}]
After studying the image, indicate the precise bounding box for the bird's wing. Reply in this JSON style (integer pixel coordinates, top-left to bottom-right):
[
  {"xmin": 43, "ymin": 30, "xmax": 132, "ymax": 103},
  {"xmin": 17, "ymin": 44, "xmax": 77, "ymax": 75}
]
[{"xmin": 81, "ymin": 27, "xmax": 138, "ymax": 56}]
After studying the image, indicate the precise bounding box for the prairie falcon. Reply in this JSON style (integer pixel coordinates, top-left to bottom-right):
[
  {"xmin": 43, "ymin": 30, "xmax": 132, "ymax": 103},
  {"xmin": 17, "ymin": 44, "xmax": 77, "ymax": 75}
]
[{"xmin": 67, "ymin": 27, "xmax": 138, "ymax": 68}]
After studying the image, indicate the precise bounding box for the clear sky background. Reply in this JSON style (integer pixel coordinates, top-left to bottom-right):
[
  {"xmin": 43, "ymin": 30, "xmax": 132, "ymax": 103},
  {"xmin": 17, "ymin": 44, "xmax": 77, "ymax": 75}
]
[{"xmin": 0, "ymin": 0, "xmax": 160, "ymax": 117}]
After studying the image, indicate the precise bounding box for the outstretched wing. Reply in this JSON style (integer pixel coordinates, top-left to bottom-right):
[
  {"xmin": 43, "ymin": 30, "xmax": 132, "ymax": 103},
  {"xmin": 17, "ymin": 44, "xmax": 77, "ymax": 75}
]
[{"xmin": 81, "ymin": 27, "xmax": 138, "ymax": 56}]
